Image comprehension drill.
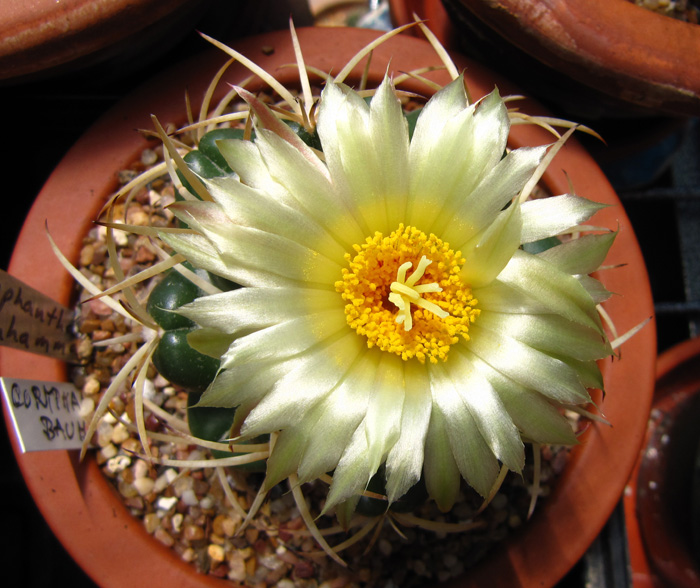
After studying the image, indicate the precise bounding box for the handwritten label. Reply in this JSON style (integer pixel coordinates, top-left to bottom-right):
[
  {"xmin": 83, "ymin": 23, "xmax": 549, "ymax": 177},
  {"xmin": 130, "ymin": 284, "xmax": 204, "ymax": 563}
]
[
  {"xmin": 1, "ymin": 377, "xmax": 86, "ymax": 452},
  {"xmin": 0, "ymin": 269, "xmax": 80, "ymax": 362}
]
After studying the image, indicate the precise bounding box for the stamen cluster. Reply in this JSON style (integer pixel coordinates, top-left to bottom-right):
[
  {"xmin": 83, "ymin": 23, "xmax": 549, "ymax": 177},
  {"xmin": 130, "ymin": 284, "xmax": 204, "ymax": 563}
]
[{"xmin": 335, "ymin": 224, "xmax": 479, "ymax": 363}]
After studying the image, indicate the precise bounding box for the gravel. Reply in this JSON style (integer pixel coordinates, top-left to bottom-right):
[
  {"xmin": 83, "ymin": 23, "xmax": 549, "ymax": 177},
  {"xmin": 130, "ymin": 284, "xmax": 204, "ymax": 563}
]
[{"xmin": 69, "ymin": 135, "xmax": 574, "ymax": 588}]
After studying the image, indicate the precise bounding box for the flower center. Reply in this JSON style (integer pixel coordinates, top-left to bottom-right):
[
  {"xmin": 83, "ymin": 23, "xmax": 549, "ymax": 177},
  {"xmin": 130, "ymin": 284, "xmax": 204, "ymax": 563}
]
[{"xmin": 335, "ymin": 224, "xmax": 479, "ymax": 364}]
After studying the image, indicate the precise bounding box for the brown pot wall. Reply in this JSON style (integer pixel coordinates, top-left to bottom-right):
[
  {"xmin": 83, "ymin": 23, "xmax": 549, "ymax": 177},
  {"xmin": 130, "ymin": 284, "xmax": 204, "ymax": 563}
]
[
  {"xmin": 0, "ymin": 27, "xmax": 656, "ymax": 588},
  {"xmin": 442, "ymin": 0, "xmax": 700, "ymax": 117}
]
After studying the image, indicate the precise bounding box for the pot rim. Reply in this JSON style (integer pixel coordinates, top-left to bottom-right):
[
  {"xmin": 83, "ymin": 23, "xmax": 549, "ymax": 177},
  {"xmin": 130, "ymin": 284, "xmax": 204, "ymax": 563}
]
[
  {"xmin": 393, "ymin": 0, "xmax": 700, "ymax": 116},
  {"xmin": 0, "ymin": 25, "xmax": 656, "ymax": 588},
  {"xmin": 624, "ymin": 336, "xmax": 700, "ymax": 588}
]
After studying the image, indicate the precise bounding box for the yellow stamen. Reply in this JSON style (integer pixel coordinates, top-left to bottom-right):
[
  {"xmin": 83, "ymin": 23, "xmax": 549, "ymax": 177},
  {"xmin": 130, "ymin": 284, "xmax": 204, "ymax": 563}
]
[
  {"xmin": 390, "ymin": 255, "xmax": 449, "ymax": 331},
  {"xmin": 335, "ymin": 225, "xmax": 479, "ymax": 364}
]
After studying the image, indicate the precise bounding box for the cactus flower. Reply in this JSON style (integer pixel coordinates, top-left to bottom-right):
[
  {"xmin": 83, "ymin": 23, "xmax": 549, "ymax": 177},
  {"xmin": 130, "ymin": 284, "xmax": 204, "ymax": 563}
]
[{"xmin": 160, "ymin": 72, "xmax": 614, "ymax": 518}]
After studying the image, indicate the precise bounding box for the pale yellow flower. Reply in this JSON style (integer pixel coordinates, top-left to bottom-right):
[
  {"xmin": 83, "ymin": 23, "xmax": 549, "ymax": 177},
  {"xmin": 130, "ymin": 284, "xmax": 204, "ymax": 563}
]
[{"xmin": 162, "ymin": 70, "xmax": 614, "ymax": 517}]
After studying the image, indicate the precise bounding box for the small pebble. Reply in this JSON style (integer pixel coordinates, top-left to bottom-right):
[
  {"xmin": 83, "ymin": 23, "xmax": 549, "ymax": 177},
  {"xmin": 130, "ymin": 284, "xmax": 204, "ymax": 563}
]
[
  {"xmin": 154, "ymin": 528, "xmax": 175, "ymax": 547},
  {"xmin": 156, "ymin": 496, "xmax": 178, "ymax": 511},
  {"xmin": 105, "ymin": 455, "xmax": 131, "ymax": 475},
  {"xmin": 207, "ymin": 544, "xmax": 225, "ymax": 562},
  {"xmin": 133, "ymin": 477, "xmax": 155, "ymax": 496}
]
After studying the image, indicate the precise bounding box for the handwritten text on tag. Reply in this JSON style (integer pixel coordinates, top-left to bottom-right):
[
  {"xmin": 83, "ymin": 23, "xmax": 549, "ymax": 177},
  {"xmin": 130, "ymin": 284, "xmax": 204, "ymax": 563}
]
[
  {"xmin": 1, "ymin": 377, "xmax": 86, "ymax": 452},
  {"xmin": 0, "ymin": 268, "xmax": 80, "ymax": 362}
]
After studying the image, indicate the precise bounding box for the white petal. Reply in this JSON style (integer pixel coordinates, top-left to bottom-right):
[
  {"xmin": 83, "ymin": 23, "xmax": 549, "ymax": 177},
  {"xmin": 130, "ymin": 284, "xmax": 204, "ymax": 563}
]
[
  {"xmin": 241, "ymin": 330, "xmax": 364, "ymax": 435},
  {"xmin": 186, "ymin": 328, "xmax": 235, "ymax": 359},
  {"xmin": 363, "ymin": 353, "xmax": 406, "ymax": 476},
  {"xmin": 496, "ymin": 249, "xmax": 602, "ymax": 331},
  {"xmin": 466, "ymin": 323, "xmax": 591, "ymax": 405},
  {"xmin": 473, "ymin": 280, "xmax": 550, "ymax": 314},
  {"xmin": 217, "ymin": 138, "xmax": 291, "ymax": 203},
  {"xmin": 158, "ymin": 233, "xmax": 243, "ymax": 284},
  {"xmin": 253, "ymin": 129, "xmax": 367, "ymax": 248},
  {"xmin": 178, "ymin": 287, "xmax": 342, "ymax": 335},
  {"xmin": 521, "ymin": 194, "xmax": 607, "ymax": 243},
  {"xmin": 446, "ymin": 353, "xmax": 524, "ymax": 474},
  {"xmin": 368, "ymin": 77, "xmax": 411, "ymax": 229},
  {"xmin": 317, "ymin": 82, "xmax": 378, "ymax": 234},
  {"xmin": 465, "ymin": 349, "xmax": 578, "ymax": 445},
  {"xmin": 537, "ymin": 232, "xmax": 616, "ymax": 275},
  {"xmin": 166, "ymin": 222, "xmax": 342, "ymax": 289},
  {"xmin": 439, "ymin": 146, "xmax": 546, "ymax": 246},
  {"xmin": 430, "ymin": 363, "xmax": 500, "ymax": 498},
  {"xmin": 407, "ymin": 93, "xmax": 477, "ymax": 229},
  {"xmin": 296, "ymin": 351, "xmax": 376, "ymax": 483},
  {"xmin": 476, "ymin": 309, "xmax": 612, "ymax": 361},
  {"xmin": 459, "ymin": 198, "xmax": 522, "ymax": 288},
  {"xmin": 324, "ymin": 352, "xmax": 406, "ymax": 511},
  {"xmin": 197, "ymin": 355, "xmax": 291, "ymax": 408},
  {"xmin": 384, "ymin": 360, "xmax": 432, "ymax": 502},
  {"xmin": 219, "ymin": 309, "xmax": 347, "ymax": 368},
  {"xmin": 203, "ymin": 176, "xmax": 350, "ymax": 263},
  {"xmin": 423, "ymin": 396, "xmax": 461, "ymax": 511}
]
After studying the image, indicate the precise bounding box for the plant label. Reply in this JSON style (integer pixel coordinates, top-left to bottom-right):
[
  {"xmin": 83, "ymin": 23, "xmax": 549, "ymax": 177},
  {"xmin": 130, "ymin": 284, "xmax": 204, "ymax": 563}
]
[
  {"xmin": 0, "ymin": 269, "xmax": 81, "ymax": 363},
  {"xmin": 1, "ymin": 377, "xmax": 86, "ymax": 452}
]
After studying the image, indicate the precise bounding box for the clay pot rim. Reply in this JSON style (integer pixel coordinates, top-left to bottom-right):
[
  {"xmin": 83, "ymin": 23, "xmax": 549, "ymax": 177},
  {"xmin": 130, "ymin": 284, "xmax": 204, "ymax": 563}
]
[
  {"xmin": 0, "ymin": 26, "xmax": 656, "ymax": 588},
  {"xmin": 394, "ymin": 0, "xmax": 700, "ymax": 116},
  {"xmin": 625, "ymin": 336, "xmax": 700, "ymax": 588},
  {"xmin": 0, "ymin": 0, "xmax": 201, "ymax": 82}
]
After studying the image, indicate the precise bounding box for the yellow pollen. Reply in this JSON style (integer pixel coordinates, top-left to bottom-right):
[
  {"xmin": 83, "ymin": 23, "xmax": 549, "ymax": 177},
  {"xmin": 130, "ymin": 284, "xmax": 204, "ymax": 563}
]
[
  {"xmin": 389, "ymin": 256, "xmax": 448, "ymax": 331},
  {"xmin": 335, "ymin": 224, "xmax": 480, "ymax": 364}
]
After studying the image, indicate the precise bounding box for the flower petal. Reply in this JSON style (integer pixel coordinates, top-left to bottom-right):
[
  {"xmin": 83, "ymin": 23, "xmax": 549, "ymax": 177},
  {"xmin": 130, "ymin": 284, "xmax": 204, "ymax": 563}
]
[
  {"xmin": 407, "ymin": 80, "xmax": 481, "ymax": 230},
  {"xmin": 369, "ymin": 76, "xmax": 411, "ymax": 228},
  {"xmin": 240, "ymin": 330, "xmax": 365, "ymax": 436},
  {"xmin": 317, "ymin": 81, "xmax": 392, "ymax": 234},
  {"xmin": 459, "ymin": 197, "xmax": 523, "ymax": 288},
  {"xmin": 253, "ymin": 129, "xmax": 368, "ymax": 248},
  {"xmin": 440, "ymin": 145, "xmax": 546, "ymax": 246},
  {"xmin": 296, "ymin": 351, "xmax": 376, "ymax": 483},
  {"xmin": 476, "ymin": 309, "xmax": 612, "ymax": 361},
  {"xmin": 219, "ymin": 309, "xmax": 347, "ymax": 368},
  {"xmin": 423, "ymin": 396, "xmax": 462, "ymax": 511},
  {"xmin": 203, "ymin": 176, "xmax": 351, "ymax": 263},
  {"xmin": 324, "ymin": 352, "xmax": 406, "ymax": 511},
  {"xmin": 537, "ymin": 232, "xmax": 617, "ymax": 275},
  {"xmin": 163, "ymin": 221, "xmax": 342, "ymax": 289},
  {"xmin": 430, "ymin": 363, "xmax": 500, "ymax": 498},
  {"xmin": 446, "ymin": 353, "xmax": 525, "ymax": 474},
  {"xmin": 158, "ymin": 232, "xmax": 242, "ymax": 284},
  {"xmin": 464, "ymin": 349, "xmax": 578, "ymax": 445},
  {"xmin": 178, "ymin": 287, "xmax": 342, "ymax": 336},
  {"xmin": 466, "ymin": 323, "xmax": 591, "ymax": 405},
  {"xmin": 495, "ymin": 249, "xmax": 602, "ymax": 331},
  {"xmin": 472, "ymin": 280, "xmax": 550, "ymax": 315},
  {"xmin": 521, "ymin": 194, "xmax": 607, "ymax": 243},
  {"xmin": 186, "ymin": 328, "xmax": 235, "ymax": 359},
  {"xmin": 384, "ymin": 361, "xmax": 432, "ymax": 502}
]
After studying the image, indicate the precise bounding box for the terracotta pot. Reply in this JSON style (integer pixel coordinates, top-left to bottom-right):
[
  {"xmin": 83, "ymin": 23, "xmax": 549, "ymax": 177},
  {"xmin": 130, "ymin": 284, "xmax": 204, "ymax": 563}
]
[
  {"xmin": 0, "ymin": 26, "xmax": 656, "ymax": 588},
  {"xmin": 0, "ymin": 0, "xmax": 205, "ymax": 83},
  {"xmin": 389, "ymin": 0, "xmax": 455, "ymax": 44},
  {"xmin": 436, "ymin": 0, "xmax": 700, "ymax": 118},
  {"xmin": 625, "ymin": 336, "xmax": 700, "ymax": 588}
]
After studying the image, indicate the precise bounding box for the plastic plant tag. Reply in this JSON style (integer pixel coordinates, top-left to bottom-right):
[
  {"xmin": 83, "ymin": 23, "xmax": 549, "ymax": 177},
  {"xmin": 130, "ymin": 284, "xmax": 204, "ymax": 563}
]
[
  {"xmin": 0, "ymin": 268, "xmax": 80, "ymax": 363},
  {"xmin": 1, "ymin": 377, "xmax": 86, "ymax": 452}
]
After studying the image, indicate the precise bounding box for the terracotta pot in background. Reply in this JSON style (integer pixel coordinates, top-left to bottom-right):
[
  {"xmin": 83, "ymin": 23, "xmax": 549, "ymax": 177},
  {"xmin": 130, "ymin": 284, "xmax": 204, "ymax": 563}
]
[
  {"xmin": 390, "ymin": 0, "xmax": 695, "ymax": 190},
  {"xmin": 0, "ymin": 26, "xmax": 656, "ymax": 588},
  {"xmin": 438, "ymin": 0, "xmax": 700, "ymax": 119},
  {"xmin": 625, "ymin": 336, "xmax": 700, "ymax": 588},
  {"xmin": 0, "ymin": 0, "xmax": 206, "ymax": 83}
]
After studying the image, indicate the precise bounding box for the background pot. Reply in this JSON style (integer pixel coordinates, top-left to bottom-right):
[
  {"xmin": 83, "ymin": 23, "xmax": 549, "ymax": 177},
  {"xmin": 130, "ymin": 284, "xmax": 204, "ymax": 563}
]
[
  {"xmin": 0, "ymin": 0, "xmax": 204, "ymax": 83},
  {"xmin": 625, "ymin": 336, "xmax": 700, "ymax": 588},
  {"xmin": 438, "ymin": 0, "xmax": 700, "ymax": 119},
  {"xmin": 0, "ymin": 26, "xmax": 656, "ymax": 588}
]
